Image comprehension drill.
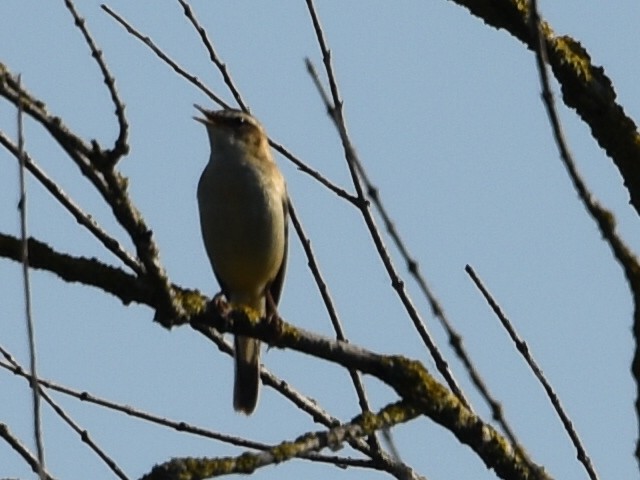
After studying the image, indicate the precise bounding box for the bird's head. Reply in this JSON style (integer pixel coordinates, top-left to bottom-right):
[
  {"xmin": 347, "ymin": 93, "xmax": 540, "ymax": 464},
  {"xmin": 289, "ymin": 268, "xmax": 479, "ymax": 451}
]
[{"xmin": 194, "ymin": 106, "xmax": 268, "ymax": 158}]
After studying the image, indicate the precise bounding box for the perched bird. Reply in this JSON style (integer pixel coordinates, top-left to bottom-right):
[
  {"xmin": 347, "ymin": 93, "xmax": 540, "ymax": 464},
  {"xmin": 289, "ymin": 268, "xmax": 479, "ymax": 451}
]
[{"xmin": 195, "ymin": 106, "xmax": 288, "ymax": 414}]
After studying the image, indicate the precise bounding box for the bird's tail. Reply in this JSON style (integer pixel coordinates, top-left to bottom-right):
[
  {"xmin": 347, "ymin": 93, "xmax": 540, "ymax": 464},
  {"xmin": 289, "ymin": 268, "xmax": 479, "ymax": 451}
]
[{"xmin": 233, "ymin": 335, "xmax": 261, "ymax": 414}]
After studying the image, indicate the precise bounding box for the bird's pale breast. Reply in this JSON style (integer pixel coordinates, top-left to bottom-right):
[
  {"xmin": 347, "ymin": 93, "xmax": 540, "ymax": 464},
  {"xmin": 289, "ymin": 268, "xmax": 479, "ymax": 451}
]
[{"xmin": 198, "ymin": 157, "xmax": 286, "ymax": 308}]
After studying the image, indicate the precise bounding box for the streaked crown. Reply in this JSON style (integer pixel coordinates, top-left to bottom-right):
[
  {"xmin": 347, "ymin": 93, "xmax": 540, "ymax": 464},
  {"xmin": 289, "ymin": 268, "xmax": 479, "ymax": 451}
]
[
  {"xmin": 194, "ymin": 105, "xmax": 269, "ymax": 157},
  {"xmin": 195, "ymin": 106, "xmax": 264, "ymax": 134}
]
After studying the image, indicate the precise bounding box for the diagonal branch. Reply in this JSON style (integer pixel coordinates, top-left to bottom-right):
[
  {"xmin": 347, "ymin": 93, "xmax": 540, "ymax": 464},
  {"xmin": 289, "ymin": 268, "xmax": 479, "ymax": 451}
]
[
  {"xmin": 101, "ymin": 4, "xmax": 359, "ymax": 207},
  {"xmin": 177, "ymin": 0, "xmax": 248, "ymax": 112},
  {"xmin": 191, "ymin": 306, "xmax": 550, "ymax": 480},
  {"xmin": 0, "ymin": 62, "xmax": 109, "ymax": 196},
  {"xmin": 466, "ymin": 265, "xmax": 597, "ymax": 479},
  {"xmin": 303, "ymin": 1, "xmax": 471, "ymax": 412},
  {"xmin": 0, "ymin": 347, "xmax": 130, "ymax": 480},
  {"xmin": 0, "ymin": 63, "xmax": 179, "ymax": 322},
  {"xmin": 63, "ymin": 0, "xmax": 129, "ymax": 163},
  {"xmin": 0, "ymin": 131, "xmax": 142, "ymax": 274},
  {"xmin": 101, "ymin": 3, "xmax": 230, "ymax": 109},
  {"xmin": 528, "ymin": 0, "xmax": 640, "ymax": 472},
  {"xmin": 140, "ymin": 401, "xmax": 421, "ymax": 480},
  {"xmin": 1, "ymin": 231, "xmax": 548, "ymax": 479},
  {"xmin": 0, "ymin": 423, "xmax": 56, "ymax": 480}
]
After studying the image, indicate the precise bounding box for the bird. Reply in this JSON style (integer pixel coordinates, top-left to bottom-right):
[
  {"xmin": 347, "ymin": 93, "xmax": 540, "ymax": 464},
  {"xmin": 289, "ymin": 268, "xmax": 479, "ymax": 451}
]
[{"xmin": 195, "ymin": 106, "xmax": 288, "ymax": 414}]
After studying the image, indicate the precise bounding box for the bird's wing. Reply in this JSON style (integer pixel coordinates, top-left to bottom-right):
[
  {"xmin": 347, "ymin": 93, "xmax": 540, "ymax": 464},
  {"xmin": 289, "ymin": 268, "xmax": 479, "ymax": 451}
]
[{"xmin": 268, "ymin": 196, "xmax": 289, "ymax": 307}]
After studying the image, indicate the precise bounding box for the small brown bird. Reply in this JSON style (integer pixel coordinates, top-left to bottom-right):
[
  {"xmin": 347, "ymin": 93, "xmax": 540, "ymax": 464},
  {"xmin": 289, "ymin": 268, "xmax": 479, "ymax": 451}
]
[{"xmin": 195, "ymin": 106, "xmax": 288, "ymax": 414}]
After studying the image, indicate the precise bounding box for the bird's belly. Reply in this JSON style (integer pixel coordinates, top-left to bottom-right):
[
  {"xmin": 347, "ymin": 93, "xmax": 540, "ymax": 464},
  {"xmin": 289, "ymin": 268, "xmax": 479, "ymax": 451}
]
[{"xmin": 200, "ymin": 173, "xmax": 285, "ymax": 297}]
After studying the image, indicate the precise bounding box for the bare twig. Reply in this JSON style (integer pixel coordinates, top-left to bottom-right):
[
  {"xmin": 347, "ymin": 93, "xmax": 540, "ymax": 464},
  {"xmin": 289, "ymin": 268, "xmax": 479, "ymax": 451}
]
[
  {"xmin": 191, "ymin": 301, "xmax": 549, "ymax": 479},
  {"xmin": 288, "ymin": 200, "xmax": 383, "ymax": 457},
  {"xmin": 303, "ymin": 3, "xmax": 471, "ymax": 411},
  {"xmin": 529, "ymin": 0, "xmax": 640, "ymax": 474},
  {"xmin": 63, "ymin": 0, "xmax": 129, "ymax": 163},
  {"xmin": 141, "ymin": 402, "xmax": 421, "ymax": 480},
  {"xmin": 177, "ymin": 0, "xmax": 248, "ymax": 111},
  {"xmin": 101, "ymin": 4, "xmax": 230, "ymax": 109},
  {"xmin": 17, "ymin": 75, "xmax": 45, "ymax": 479},
  {"xmin": 0, "ymin": 355, "xmax": 374, "ymax": 471},
  {"xmin": 0, "ymin": 227, "xmax": 545, "ymax": 478},
  {"xmin": 0, "ymin": 63, "xmax": 110, "ymax": 197},
  {"xmin": 101, "ymin": 4, "xmax": 358, "ymax": 206},
  {"xmin": 0, "ymin": 423, "xmax": 56, "ymax": 480},
  {"xmin": 0, "ymin": 347, "xmax": 129, "ymax": 479},
  {"xmin": 270, "ymin": 139, "xmax": 359, "ymax": 205},
  {"xmin": 465, "ymin": 264, "xmax": 596, "ymax": 480},
  {"xmin": 0, "ymin": 132, "xmax": 142, "ymax": 274},
  {"xmin": 305, "ymin": 57, "xmax": 527, "ymax": 454}
]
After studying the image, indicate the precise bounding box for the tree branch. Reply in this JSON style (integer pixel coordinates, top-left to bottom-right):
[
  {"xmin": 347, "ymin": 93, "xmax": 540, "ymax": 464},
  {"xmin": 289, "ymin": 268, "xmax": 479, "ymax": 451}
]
[{"xmin": 449, "ymin": 0, "xmax": 640, "ymax": 217}]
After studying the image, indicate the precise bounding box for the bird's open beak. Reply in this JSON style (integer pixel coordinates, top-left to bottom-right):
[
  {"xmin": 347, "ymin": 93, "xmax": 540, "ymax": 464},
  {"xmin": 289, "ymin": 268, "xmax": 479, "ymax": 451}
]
[{"xmin": 193, "ymin": 104, "xmax": 215, "ymax": 125}]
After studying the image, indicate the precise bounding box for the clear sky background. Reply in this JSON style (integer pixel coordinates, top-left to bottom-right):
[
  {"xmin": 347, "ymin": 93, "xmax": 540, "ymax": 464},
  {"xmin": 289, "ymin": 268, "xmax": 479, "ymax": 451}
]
[{"xmin": 1, "ymin": 1, "xmax": 638, "ymax": 479}]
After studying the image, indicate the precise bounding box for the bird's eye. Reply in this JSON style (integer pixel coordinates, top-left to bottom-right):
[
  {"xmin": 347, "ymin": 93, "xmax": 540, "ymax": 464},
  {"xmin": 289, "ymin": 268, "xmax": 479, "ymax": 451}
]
[{"xmin": 226, "ymin": 115, "xmax": 247, "ymax": 129}]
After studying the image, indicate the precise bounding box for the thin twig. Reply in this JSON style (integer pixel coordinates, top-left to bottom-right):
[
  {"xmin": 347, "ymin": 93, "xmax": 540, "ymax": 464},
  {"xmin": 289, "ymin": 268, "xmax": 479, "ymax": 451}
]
[
  {"xmin": 17, "ymin": 75, "xmax": 45, "ymax": 479},
  {"xmin": 142, "ymin": 401, "xmax": 421, "ymax": 480},
  {"xmin": 177, "ymin": 0, "xmax": 248, "ymax": 111},
  {"xmin": 306, "ymin": 56, "xmax": 526, "ymax": 460},
  {"xmin": 0, "ymin": 66, "xmax": 173, "ymax": 321},
  {"xmin": 303, "ymin": 4, "xmax": 471, "ymax": 412},
  {"xmin": 0, "ymin": 347, "xmax": 130, "ymax": 479},
  {"xmin": 101, "ymin": 4, "xmax": 358, "ymax": 206},
  {"xmin": 530, "ymin": 0, "xmax": 640, "ymax": 473},
  {"xmin": 99, "ymin": 166, "xmax": 186, "ymax": 325},
  {"xmin": 270, "ymin": 139, "xmax": 359, "ymax": 205},
  {"xmin": 63, "ymin": 0, "xmax": 129, "ymax": 163},
  {"xmin": 191, "ymin": 322, "xmax": 389, "ymax": 467},
  {"xmin": 0, "ymin": 64, "xmax": 111, "ymax": 198},
  {"xmin": 0, "ymin": 354, "xmax": 374, "ymax": 471},
  {"xmin": 101, "ymin": 4, "xmax": 230, "ymax": 109},
  {"xmin": 0, "ymin": 423, "xmax": 56, "ymax": 480},
  {"xmin": 288, "ymin": 200, "xmax": 383, "ymax": 457},
  {"xmin": 0, "ymin": 132, "xmax": 142, "ymax": 274},
  {"xmin": 465, "ymin": 264, "xmax": 596, "ymax": 480},
  {"xmin": 3, "ymin": 62, "xmax": 181, "ymax": 322},
  {"xmin": 191, "ymin": 284, "xmax": 549, "ymax": 479}
]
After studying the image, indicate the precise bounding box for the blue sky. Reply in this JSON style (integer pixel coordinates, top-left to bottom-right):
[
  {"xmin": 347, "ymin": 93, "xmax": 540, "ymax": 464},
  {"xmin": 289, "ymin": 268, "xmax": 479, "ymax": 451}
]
[{"xmin": 1, "ymin": 1, "xmax": 638, "ymax": 479}]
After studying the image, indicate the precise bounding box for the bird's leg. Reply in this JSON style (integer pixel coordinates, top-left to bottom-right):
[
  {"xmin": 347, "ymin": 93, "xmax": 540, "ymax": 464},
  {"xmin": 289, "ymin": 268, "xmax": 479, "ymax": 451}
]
[
  {"xmin": 212, "ymin": 292, "xmax": 232, "ymax": 316},
  {"xmin": 265, "ymin": 290, "xmax": 284, "ymax": 336}
]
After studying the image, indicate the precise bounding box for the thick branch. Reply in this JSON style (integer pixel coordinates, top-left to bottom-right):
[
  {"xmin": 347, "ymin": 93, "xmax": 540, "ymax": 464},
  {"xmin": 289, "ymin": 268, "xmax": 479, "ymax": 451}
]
[
  {"xmin": 450, "ymin": 0, "xmax": 640, "ymax": 217},
  {"xmin": 0, "ymin": 233, "xmax": 156, "ymax": 307},
  {"xmin": 1, "ymin": 231, "xmax": 546, "ymax": 479},
  {"xmin": 141, "ymin": 402, "xmax": 420, "ymax": 480},
  {"xmin": 191, "ymin": 307, "xmax": 549, "ymax": 480}
]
